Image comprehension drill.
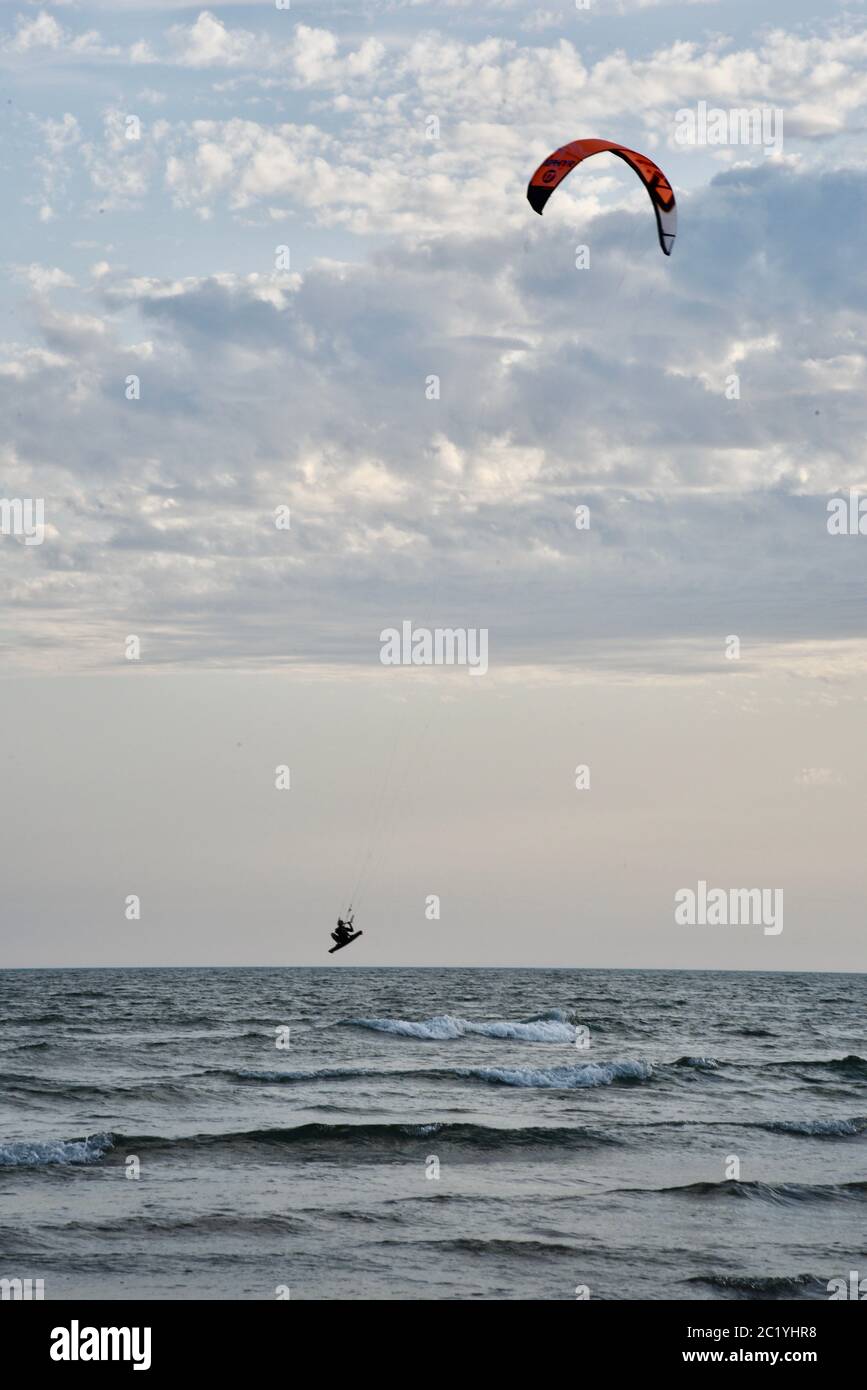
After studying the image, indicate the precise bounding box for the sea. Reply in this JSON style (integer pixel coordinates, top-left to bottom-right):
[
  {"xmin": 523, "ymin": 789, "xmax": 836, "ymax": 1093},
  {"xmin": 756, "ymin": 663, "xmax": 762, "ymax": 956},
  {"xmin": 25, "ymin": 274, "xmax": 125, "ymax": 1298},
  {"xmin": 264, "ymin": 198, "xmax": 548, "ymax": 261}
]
[{"xmin": 0, "ymin": 966, "xmax": 864, "ymax": 1301}]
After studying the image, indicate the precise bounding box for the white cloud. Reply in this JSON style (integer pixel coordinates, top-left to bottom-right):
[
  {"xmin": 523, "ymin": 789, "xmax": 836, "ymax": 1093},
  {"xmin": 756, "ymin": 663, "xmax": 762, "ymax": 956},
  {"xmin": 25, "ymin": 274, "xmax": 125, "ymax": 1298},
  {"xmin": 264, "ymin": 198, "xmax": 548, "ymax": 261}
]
[
  {"xmin": 15, "ymin": 263, "xmax": 76, "ymax": 293},
  {"xmin": 69, "ymin": 23, "xmax": 863, "ymax": 240},
  {"xmin": 7, "ymin": 13, "xmax": 64, "ymax": 53},
  {"xmin": 4, "ymin": 146, "xmax": 867, "ymax": 677},
  {"xmin": 5, "ymin": 6, "xmax": 867, "ymax": 683},
  {"xmin": 156, "ymin": 13, "xmax": 385, "ymax": 86},
  {"xmin": 165, "ymin": 10, "xmax": 265, "ymax": 68},
  {"xmin": 39, "ymin": 111, "xmax": 81, "ymax": 154},
  {"xmin": 1, "ymin": 10, "xmax": 121, "ymax": 63}
]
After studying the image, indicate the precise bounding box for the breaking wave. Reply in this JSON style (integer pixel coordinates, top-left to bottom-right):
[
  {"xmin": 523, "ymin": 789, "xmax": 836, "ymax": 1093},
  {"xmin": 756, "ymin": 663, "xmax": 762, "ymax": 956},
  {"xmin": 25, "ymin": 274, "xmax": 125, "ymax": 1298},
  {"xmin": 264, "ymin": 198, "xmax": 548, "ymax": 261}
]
[
  {"xmin": 763, "ymin": 1116, "xmax": 867, "ymax": 1138},
  {"xmin": 0, "ymin": 1134, "xmax": 115, "ymax": 1168},
  {"xmin": 347, "ymin": 1013, "xmax": 577, "ymax": 1042},
  {"xmin": 459, "ymin": 1060, "xmax": 653, "ymax": 1089}
]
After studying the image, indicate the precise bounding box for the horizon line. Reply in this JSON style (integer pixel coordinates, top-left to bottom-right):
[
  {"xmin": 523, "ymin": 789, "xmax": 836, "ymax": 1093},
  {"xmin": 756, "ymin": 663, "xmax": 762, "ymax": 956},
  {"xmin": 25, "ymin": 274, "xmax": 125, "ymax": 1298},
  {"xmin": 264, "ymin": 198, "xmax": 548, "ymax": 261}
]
[{"xmin": 0, "ymin": 963, "xmax": 863, "ymax": 976}]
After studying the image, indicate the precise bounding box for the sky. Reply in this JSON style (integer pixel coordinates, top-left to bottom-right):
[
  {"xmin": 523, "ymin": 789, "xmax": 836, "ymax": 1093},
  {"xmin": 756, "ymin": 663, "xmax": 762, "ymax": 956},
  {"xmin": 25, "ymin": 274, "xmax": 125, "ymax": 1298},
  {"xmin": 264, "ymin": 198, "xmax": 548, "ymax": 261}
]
[{"xmin": 0, "ymin": 0, "xmax": 866, "ymax": 969}]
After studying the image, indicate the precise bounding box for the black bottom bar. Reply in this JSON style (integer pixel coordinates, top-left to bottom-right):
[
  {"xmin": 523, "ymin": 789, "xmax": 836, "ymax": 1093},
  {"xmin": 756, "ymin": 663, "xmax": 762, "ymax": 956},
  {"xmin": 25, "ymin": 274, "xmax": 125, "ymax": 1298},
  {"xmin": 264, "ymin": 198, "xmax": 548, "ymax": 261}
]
[{"xmin": 6, "ymin": 1297, "xmax": 860, "ymax": 1375}]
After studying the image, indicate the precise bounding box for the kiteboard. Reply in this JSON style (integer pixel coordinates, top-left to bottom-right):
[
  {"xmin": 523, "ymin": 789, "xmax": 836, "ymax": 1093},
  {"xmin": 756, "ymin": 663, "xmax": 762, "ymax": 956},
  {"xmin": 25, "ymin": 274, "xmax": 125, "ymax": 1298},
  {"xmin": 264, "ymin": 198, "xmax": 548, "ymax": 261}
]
[{"xmin": 329, "ymin": 931, "xmax": 363, "ymax": 954}]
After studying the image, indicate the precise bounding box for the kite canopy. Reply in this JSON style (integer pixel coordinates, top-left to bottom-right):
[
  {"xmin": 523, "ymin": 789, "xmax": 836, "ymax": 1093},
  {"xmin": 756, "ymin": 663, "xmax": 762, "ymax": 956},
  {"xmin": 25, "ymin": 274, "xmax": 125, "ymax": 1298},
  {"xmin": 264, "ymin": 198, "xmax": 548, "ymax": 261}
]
[{"xmin": 527, "ymin": 138, "xmax": 677, "ymax": 256}]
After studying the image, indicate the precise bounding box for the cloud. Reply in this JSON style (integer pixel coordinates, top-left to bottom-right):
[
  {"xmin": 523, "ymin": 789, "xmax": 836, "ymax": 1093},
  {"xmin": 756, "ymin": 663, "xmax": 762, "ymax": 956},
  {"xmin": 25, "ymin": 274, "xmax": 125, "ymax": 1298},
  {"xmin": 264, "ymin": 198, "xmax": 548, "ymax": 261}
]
[
  {"xmin": 15, "ymin": 263, "xmax": 77, "ymax": 293},
  {"xmin": 155, "ymin": 13, "xmax": 385, "ymax": 85},
  {"xmin": 3, "ymin": 153, "xmax": 867, "ymax": 677},
  {"xmin": 15, "ymin": 13, "xmax": 867, "ymax": 250},
  {"xmin": 164, "ymin": 10, "xmax": 271, "ymax": 69},
  {"xmin": 1, "ymin": 10, "xmax": 119, "ymax": 61},
  {"xmin": 10, "ymin": 9, "xmax": 867, "ymax": 161},
  {"xmin": 7, "ymin": 13, "xmax": 64, "ymax": 53},
  {"xmin": 45, "ymin": 20, "xmax": 862, "ymax": 237},
  {"xmin": 80, "ymin": 109, "xmax": 164, "ymax": 210},
  {"xmin": 4, "ymin": 6, "xmax": 867, "ymax": 681}
]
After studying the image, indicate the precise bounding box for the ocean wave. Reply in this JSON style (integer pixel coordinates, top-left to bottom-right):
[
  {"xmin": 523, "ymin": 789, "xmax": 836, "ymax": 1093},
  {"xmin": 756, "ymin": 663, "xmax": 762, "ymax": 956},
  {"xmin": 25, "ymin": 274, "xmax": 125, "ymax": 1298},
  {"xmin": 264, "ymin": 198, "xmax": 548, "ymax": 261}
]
[
  {"xmin": 776, "ymin": 1054, "xmax": 867, "ymax": 1079},
  {"xmin": 763, "ymin": 1116, "xmax": 867, "ymax": 1138},
  {"xmin": 654, "ymin": 1178, "xmax": 867, "ymax": 1204},
  {"xmin": 323, "ymin": 1208, "xmax": 408, "ymax": 1225},
  {"xmin": 406, "ymin": 1123, "xmax": 619, "ymax": 1150},
  {"xmin": 0, "ymin": 1133, "xmax": 114, "ymax": 1168},
  {"xmin": 460, "ymin": 1060, "xmax": 652, "ymax": 1089},
  {"xmin": 212, "ymin": 1061, "xmax": 650, "ymax": 1095},
  {"xmin": 54, "ymin": 1121, "xmax": 618, "ymax": 1159},
  {"xmin": 654, "ymin": 1053, "xmax": 867, "ymax": 1081},
  {"xmin": 527, "ymin": 1008, "xmax": 589, "ymax": 1026},
  {"xmin": 347, "ymin": 1013, "xmax": 577, "ymax": 1042},
  {"xmin": 225, "ymin": 1066, "xmax": 397, "ymax": 1084},
  {"xmin": 377, "ymin": 1236, "xmax": 580, "ymax": 1257},
  {"xmin": 204, "ymin": 1120, "xmax": 616, "ymax": 1151},
  {"xmin": 226, "ymin": 1056, "xmax": 865, "ymax": 1094},
  {"xmin": 226, "ymin": 1059, "xmax": 652, "ymax": 1093},
  {"xmin": 686, "ymin": 1273, "xmax": 818, "ymax": 1297},
  {"xmin": 212, "ymin": 1067, "xmax": 644, "ymax": 1100},
  {"xmin": 51, "ymin": 1211, "xmax": 309, "ymax": 1237},
  {"xmin": 216, "ymin": 1064, "xmax": 481, "ymax": 1089},
  {"xmin": 0, "ymin": 1074, "xmax": 195, "ymax": 1103},
  {"xmin": 140, "ymin": 1028, "xmax": 269, "ymax": 1050}
]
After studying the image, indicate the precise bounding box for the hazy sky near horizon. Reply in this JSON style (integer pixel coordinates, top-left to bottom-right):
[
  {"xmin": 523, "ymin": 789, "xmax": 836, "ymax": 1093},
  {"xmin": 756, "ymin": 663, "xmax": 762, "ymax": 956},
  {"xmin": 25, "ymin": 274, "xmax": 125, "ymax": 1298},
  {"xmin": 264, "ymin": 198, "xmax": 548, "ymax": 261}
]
[{"xmin": 1, "ymin": 0, "xmax": 866, "ymax": 969}]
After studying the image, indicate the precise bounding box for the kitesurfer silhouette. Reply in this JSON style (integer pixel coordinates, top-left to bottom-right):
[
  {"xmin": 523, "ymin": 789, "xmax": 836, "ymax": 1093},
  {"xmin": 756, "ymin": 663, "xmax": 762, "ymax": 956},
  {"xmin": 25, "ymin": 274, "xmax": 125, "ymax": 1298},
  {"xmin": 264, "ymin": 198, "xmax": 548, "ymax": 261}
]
[{"xmin": 332, "ymin": 915, "xmax": 355, "ymax": 946}]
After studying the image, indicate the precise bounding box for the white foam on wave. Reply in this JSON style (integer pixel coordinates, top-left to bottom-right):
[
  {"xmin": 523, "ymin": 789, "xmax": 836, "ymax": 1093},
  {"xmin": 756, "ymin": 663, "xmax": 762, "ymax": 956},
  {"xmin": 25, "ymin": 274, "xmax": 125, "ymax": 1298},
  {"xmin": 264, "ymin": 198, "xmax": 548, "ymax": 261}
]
[
  {"xmin": 351, "ymin": 1014, "xmax": 577, "ymax": 1042},
  {"xmin": 0, "ymin": 1133, "xmax": 114, "ymax": 1167},
  {"xmin": 462, "ymin": 1060, "xmax": 653, "ymax": 1088},
  {"xmin": 771, "ymin": 1117, "xmax": 867, "ymax": 1137}
]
